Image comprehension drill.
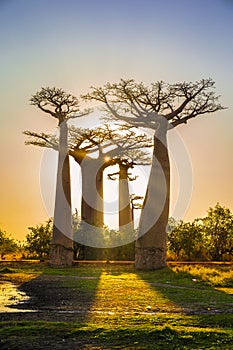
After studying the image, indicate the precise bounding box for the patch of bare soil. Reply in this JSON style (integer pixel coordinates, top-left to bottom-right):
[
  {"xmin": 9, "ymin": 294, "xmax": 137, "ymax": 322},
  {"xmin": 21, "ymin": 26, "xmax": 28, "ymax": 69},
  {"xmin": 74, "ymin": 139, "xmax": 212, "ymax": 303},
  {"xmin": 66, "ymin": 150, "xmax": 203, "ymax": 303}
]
[
  {"xmin": 1, "ymin": 274, "xmax": 100, "ymax": 323},
  {"xmin": 0, "ymin": 275, "xmax": 115, "ymax": 349}
]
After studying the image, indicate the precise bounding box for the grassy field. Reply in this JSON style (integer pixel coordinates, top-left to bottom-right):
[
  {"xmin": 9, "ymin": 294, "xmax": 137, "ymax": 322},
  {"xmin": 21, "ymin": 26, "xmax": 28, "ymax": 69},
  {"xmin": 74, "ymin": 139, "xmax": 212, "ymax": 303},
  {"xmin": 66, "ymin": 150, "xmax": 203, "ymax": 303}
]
[{"xmin": 0, "ymin": 262, "xmax": 233, "ymax": 349}]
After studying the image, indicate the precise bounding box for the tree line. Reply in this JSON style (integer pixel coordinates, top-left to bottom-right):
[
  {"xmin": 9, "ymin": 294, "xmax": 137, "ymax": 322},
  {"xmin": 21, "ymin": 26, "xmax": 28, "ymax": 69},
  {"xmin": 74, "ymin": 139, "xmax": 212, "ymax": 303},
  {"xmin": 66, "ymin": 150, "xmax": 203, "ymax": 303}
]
[{"xmin": 1, "ymin": 203, "xmax": 232, "ymax": 262}]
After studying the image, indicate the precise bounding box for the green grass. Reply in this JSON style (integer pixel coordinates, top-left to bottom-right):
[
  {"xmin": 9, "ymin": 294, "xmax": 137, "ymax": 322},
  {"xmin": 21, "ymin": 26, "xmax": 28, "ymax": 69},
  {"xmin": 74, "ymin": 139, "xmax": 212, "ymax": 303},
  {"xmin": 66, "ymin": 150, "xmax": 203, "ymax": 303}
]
[
  {"xmin": 0, "ymin": 262, "xmax": 233, "ymax": 349},
  {"xmin": 1, "ymin": 320, "xmax": 232, "ymax": 349}
]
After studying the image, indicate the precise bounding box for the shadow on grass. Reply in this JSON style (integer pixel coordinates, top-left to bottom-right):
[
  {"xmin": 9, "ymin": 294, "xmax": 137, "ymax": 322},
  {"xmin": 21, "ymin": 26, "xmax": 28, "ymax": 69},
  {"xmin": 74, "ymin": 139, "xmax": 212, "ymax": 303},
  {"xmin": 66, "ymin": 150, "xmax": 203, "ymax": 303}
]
[
  {"xmin": 1, "ymin": 263, "xmax": 233, "ymax": 349},
  {"xmin": 0, "ymin": 263, "xmax": 103, "ymax": 323},
  {"xmin": 89, "ymin": 265, "xmax": 233, "ymax": 349},
  {"xmin": 137, "ymin": 266, "xmax": 231, "ymax": 307}
]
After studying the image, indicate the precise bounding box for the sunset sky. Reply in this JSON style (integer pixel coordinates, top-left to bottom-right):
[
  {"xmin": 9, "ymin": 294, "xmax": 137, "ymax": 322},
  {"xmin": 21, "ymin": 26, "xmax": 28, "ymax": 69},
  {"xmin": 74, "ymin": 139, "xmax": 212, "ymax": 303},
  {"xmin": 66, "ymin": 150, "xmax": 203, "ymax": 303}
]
[{"xmin": 0, "ymin": 0, "xmax": 233, "ymax": 240}]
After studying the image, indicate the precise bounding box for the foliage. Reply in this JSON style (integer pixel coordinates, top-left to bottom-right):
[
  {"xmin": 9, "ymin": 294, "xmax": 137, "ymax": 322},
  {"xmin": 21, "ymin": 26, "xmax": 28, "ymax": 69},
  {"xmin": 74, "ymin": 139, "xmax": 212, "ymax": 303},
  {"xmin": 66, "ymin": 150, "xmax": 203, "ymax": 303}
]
[
  {"xmin": 74, "ymin": 224, "xmax": 135, "ymax": 261},
  {"xmin": 19, "ymin": 203, "xmax": 233, "ymax": 262},
  {"xmin": 24, "ymin": 211, "xmax": 80, "ymax": 259},
  {"xmin": 30, "ymin": 87, "xmax": 90, "ymax": 121},
  {"xmin": 24, "ymin": 219, "xmax": 53, "ymax": 259},
  {"xmin": 168, "ymin": 220, "xmax": 204, "ymax": 261},
  {"xmin": 74, "ymin": 242, "xmax": 135, "ymax": 261},
  {"xmin": 0, "ymin": 230, "xmax": 18, "ymax": 259},
  {"xmin": 23, "ymin": 211, "xmax": 135, "ymax": 261},
  {"xmin": 168, "ymin": 203, "xmax": 233, "ymax": 261},
  {"xmin": 201, "ymin": 203, "xmax": 233, "ymax": 261}
]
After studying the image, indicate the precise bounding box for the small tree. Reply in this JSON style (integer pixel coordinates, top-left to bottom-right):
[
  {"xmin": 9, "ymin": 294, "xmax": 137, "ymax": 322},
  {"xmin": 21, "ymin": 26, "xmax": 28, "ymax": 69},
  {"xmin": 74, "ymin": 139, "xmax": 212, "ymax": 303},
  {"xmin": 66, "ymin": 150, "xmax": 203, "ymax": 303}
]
[
  {"xmin": 201, "ymin": 203, "xmax": 233, "ymax": 261},
  {"xmin": 25, "ymin": 219, "xmax": 53, "ymax": 259},
  {"xmin": 167, "ymin": 220, "xmax": 204, "ymax": 261},
  {"xmin": 0, "ymin": 230, "xmax": 18, "ymax": 259}
]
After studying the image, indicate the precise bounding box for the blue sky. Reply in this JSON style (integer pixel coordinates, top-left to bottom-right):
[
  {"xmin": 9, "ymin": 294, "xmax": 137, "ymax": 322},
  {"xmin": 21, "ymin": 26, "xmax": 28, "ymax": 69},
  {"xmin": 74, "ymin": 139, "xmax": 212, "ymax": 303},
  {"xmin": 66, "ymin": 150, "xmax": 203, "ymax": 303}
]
[
  {"xmin": 1, "ymin": 0, "xmax": 233, "ymax": 88},
  {"xmin": 0, "ymin": 0, "xmax": 232, "ymax": 239}
]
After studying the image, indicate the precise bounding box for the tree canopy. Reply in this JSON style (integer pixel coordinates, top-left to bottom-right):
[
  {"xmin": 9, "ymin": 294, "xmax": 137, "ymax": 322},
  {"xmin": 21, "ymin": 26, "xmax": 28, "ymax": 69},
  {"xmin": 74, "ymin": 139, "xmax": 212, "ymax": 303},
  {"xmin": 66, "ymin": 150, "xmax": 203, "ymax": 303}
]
[
  {"xmin": 82, "ymin": 78, "xmax": 225, "ymax": 129},
  {"xmin": 0, "ymin": 229, "xmax": 18, "ymax": 259},
  {"xmin": 30, "ymin": 87, "xmax": 90, "ymax": 122}
]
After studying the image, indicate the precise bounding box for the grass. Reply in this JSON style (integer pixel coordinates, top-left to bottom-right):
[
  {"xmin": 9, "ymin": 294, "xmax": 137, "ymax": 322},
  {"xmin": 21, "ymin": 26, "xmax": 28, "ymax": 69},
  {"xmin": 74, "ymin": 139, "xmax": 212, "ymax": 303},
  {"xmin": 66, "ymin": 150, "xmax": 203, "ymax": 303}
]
[{"xmin": 0, "ymin": 262, "xmax": 233, "ymax": 349}]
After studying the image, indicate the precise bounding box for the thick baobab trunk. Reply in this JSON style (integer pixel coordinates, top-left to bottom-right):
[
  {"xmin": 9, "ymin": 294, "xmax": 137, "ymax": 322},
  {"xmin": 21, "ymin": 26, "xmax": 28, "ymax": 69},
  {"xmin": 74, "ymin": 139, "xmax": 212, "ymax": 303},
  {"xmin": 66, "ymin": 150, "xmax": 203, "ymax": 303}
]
[
  {"xmin": 135, "ymin": 118, "xmax": 170, "ymax": 270},
  {"xmin": 50, "ymin": 121, "xmax": 73, "ymax": 266},
  {"xmin": 119, "ymin": 164, "xmax": 133, "ymax": 231},
  {"xmin": 81, "ymin": 159, "xmax": 104, "ymax": 227}
]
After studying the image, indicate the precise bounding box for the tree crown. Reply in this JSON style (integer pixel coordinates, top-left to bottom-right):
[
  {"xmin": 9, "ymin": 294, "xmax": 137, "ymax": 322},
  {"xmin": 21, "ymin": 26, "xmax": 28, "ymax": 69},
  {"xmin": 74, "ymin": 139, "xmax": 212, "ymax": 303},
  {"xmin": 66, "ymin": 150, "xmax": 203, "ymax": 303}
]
[
  {"xmin": 24, "ymin": 124, "xmax": 152, "ymax": 166},
  {"xmin": 82, "ymin": 78, "xmax": 226, "ymax": 130},
  {"xmin": 30, "ymin": 87, "xmax": 90, "ymax": 123}
]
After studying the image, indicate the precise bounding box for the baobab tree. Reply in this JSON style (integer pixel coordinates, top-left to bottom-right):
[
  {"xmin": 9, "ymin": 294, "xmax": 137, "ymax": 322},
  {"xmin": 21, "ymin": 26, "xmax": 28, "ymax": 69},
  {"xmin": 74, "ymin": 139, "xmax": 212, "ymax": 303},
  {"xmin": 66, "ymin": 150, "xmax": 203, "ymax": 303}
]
[
  {"xmin": 104, "ymin": 124, "xmax": 152, "ymax": 233},
  {"xmin": 71, "ymin": 125, "xmax": 152, "ymax": 234},
  {"xmin": 24, "ymin": 126, "xmax": 106, "ymax": 227},
  {"xmin": 130, "ymin": 194, "xmax": 144, "ymax": 228},
  {"xmin": 24, "ymin": 124, "xmax": 152, "ymax": 236},
  {"xmin": 30, "ymin": 87, "xmax": 90, "ymax": 266},
  {"xmin": 108, "ymin": 160, "xmax": 135, "ymax": 231},
  {"xmin": 83, "ymin": 78, "xmax": 225, "ymax": 270},
  {"xmin": 108, "ymin": 158, "xmax": 148, "ymax": 232}
]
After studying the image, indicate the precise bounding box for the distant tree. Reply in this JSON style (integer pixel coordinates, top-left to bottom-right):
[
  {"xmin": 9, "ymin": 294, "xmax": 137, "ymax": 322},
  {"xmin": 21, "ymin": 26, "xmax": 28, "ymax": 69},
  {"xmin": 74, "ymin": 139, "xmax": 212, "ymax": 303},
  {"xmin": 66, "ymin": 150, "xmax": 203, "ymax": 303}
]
[
  {"xmin": 167, "ymin": 220, "xmax": 204, "ymax": 261},
  {"xmin": 0, "ymin": 230, "xmax": 18, "ymax": 259},
  {"xmin": 70, "ymin": 124, "xmax": 151, "ymax": 230},
  {"xmin": 108, "ymin": 161, "xmax": 135, "ymax": 231},
  {"xmin": 130, "ymin": 194, "xmax": 144, "ymax": 228},
  {"xmin": 83, "ymin": 78, "xmax": 225, "ymax": 270},
  {"xmin": 25, "ymin": 219, "xmax": 53, "ymax": 259},
  {"xmin": 30, "ymin": 87, "xmax": 90, "ymax": 266},
  {"xmin": 201, "ymin": 203, "xmax": 233, "ymax": 261},
  {"xmin": 108, "ymin": 159, "xmax": 149, "ymax": 232}
]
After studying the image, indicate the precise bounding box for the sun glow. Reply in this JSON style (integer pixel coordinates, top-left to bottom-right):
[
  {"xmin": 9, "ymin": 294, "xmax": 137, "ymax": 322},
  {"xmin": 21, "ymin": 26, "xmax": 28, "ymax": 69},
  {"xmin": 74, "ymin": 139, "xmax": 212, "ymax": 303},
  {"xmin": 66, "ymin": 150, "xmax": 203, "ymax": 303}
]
[{"xmin": 104, "ymin": 156, "xmax": 111, "ymax": 162}]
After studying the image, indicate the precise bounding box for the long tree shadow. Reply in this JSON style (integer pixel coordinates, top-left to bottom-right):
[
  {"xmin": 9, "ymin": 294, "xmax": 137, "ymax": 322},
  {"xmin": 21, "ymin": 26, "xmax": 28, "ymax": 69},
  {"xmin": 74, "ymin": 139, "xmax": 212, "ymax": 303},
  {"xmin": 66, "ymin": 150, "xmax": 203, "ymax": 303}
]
[
  {"xmin": 0, "ymin": 264, "xmax": 103, "ymax": 323},
  {"xmin": 84, "ymin": 264, "xmax": 233, "ymax": 349},
  {"xmin": 1, "ymin": 263, "xmax": 233, "ymax": 349},
  {"xmin": 135, "ymin": 264, "xmax": 233, "ymax": 320},
  {"xmin": 78, "ymin": 264, "xmax": 233, "ymax": 349}
]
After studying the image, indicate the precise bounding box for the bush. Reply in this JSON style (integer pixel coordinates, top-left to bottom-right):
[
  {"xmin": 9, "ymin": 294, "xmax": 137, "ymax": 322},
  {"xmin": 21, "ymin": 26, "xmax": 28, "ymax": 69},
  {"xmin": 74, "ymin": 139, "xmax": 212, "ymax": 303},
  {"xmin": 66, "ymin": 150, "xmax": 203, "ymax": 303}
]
[
  {"xmin": 0, "ymin": 230, "xmax": 18, "ymax": 259},
  {"xmin": 74, "ymin": 225, "xmax": 136, "ymax": 261}
]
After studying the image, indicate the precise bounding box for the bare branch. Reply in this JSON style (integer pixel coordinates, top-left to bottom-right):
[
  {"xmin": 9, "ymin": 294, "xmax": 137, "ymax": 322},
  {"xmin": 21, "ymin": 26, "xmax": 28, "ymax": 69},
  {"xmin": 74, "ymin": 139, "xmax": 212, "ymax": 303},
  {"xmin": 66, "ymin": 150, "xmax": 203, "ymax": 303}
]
[
  {"xmin": 23, "ymin": 130, "xmax": 58, "ymax": 150},
  {"xmin": 31, "ymin": 87, "xmax": 90, "ymax": 123},
  {"xmin": 83, "ymin": 78, "xmax": 225, "ymax": 130}
]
